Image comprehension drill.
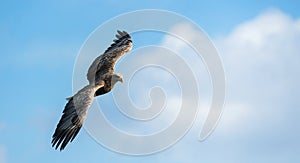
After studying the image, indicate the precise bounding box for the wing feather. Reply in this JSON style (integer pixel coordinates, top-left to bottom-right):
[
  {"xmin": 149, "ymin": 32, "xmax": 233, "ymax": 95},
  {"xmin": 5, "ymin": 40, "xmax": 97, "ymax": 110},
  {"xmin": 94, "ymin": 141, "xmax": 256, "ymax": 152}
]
[
  {"xmin": 104, "ymin": 30, "xmax": 131, "ymax": 54},
  {"xmin": 51, "ymin": 97, "xmax": 83, "ymax": 150}
]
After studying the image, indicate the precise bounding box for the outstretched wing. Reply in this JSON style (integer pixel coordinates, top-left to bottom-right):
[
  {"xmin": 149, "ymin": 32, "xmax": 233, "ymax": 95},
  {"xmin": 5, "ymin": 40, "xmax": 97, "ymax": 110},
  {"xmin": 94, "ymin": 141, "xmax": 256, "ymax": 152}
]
[
  {"xmin": 52, "ymin": 83, "xmax": 104, "ymax": 151},
  {"xmin": 87, "ymin": 30, "xmax": 132, "ymax": 85},
  {"xmin": 51, "ymin": 97, "xmax": 83, "ymax": 150}
]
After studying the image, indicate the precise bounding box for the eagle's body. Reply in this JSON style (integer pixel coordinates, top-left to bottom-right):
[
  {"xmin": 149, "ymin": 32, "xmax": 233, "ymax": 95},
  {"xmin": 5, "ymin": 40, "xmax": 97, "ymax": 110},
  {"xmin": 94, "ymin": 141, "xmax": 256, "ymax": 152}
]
[
  {"xmin": 94, "ymin": 73, "xmax": 121, "ymax": 96},
  {"xmin": 52, "ymin": 31, "xmax": 132, "ymax": 150}
]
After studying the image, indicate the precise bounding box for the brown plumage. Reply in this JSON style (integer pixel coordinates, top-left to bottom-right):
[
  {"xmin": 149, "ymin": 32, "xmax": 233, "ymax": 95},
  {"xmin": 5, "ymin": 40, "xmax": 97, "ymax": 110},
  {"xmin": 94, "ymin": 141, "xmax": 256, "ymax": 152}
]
[
  {"xmin": 87, "ymin": 30, "xmax": 132, "ymax": 93},
  {"xmin": 52, "ymin": 30, "xmax": 132, "ymax": 150}
]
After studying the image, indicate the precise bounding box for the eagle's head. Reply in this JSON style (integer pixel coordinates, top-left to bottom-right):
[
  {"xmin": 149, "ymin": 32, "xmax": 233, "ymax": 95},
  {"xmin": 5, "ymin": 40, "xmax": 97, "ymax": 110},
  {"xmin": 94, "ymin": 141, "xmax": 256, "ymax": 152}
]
[{"xmin": 111, "ymin": 73, "xmax": 124, "ymax": 86}]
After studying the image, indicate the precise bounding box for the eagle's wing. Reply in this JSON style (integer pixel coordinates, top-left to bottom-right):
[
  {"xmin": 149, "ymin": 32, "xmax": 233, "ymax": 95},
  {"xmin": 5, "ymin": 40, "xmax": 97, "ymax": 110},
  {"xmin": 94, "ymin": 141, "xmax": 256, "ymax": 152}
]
[
  {"xmin": 51, "ymin": 97, "xmax": 81, "ymax": 151},
  {"xmin": 51, "ymin": 84, "xmax": 103, "ymax": 150},
  {"xmin": 87, "ymin": 30, "xmax": 132, "ymax": 85}
]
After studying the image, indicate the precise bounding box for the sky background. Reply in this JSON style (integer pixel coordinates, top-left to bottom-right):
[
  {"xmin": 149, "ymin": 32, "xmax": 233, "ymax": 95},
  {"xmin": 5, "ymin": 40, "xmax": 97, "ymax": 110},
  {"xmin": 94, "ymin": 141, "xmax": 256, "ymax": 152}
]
[{"xmin": 1, "ymin": 0, "xmax": 300, "ymax": 163}]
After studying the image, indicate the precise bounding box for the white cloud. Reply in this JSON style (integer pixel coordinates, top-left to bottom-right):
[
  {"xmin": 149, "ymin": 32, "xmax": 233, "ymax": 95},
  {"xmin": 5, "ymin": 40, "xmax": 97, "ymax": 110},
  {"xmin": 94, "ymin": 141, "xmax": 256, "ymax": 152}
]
[
  {"xmin": 147, "ymin": 8, "xmax": 300, "ymax": 162},
  {"xmin": 216, "ymin": 8, "xmax": 300, "ymax": 74},
  {"xmin": 215, "ymin": 7, "xmax": 300, "ymax": 124}
]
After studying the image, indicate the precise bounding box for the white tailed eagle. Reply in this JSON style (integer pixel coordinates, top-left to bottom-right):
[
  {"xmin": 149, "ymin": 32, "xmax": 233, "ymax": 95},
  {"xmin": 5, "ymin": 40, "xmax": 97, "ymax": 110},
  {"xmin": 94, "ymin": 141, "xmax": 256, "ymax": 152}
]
[{"xmin": 51, "ymin": 30, "xmax": 132, "ymax": 150}]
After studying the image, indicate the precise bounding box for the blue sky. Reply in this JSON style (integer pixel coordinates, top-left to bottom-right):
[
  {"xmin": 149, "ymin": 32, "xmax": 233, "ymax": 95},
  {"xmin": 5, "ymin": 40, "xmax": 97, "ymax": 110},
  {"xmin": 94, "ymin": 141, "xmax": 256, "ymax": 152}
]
[{"xmin": 1, "ymin": 1, "xmax": 300, "ymax": 163}]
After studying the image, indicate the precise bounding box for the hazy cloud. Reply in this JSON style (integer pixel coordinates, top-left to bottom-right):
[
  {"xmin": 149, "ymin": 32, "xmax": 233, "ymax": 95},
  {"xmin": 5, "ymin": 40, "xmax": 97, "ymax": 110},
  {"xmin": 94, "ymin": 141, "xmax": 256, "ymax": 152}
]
[
  {"xmin": 147, "ymin": 8, "xmax": 300, "ymax": 162},
  {"xmin": 215, "ymin": 8, "xmax": 300, "ymax": 134}
]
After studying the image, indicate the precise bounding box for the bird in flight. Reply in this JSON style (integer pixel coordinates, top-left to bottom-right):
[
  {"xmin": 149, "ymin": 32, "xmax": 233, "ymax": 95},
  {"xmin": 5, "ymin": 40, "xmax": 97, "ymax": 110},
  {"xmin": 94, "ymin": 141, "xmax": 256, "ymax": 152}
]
[{"xmin": 51, "ymin": 30, "xmax": 132, "ymax": 151}]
